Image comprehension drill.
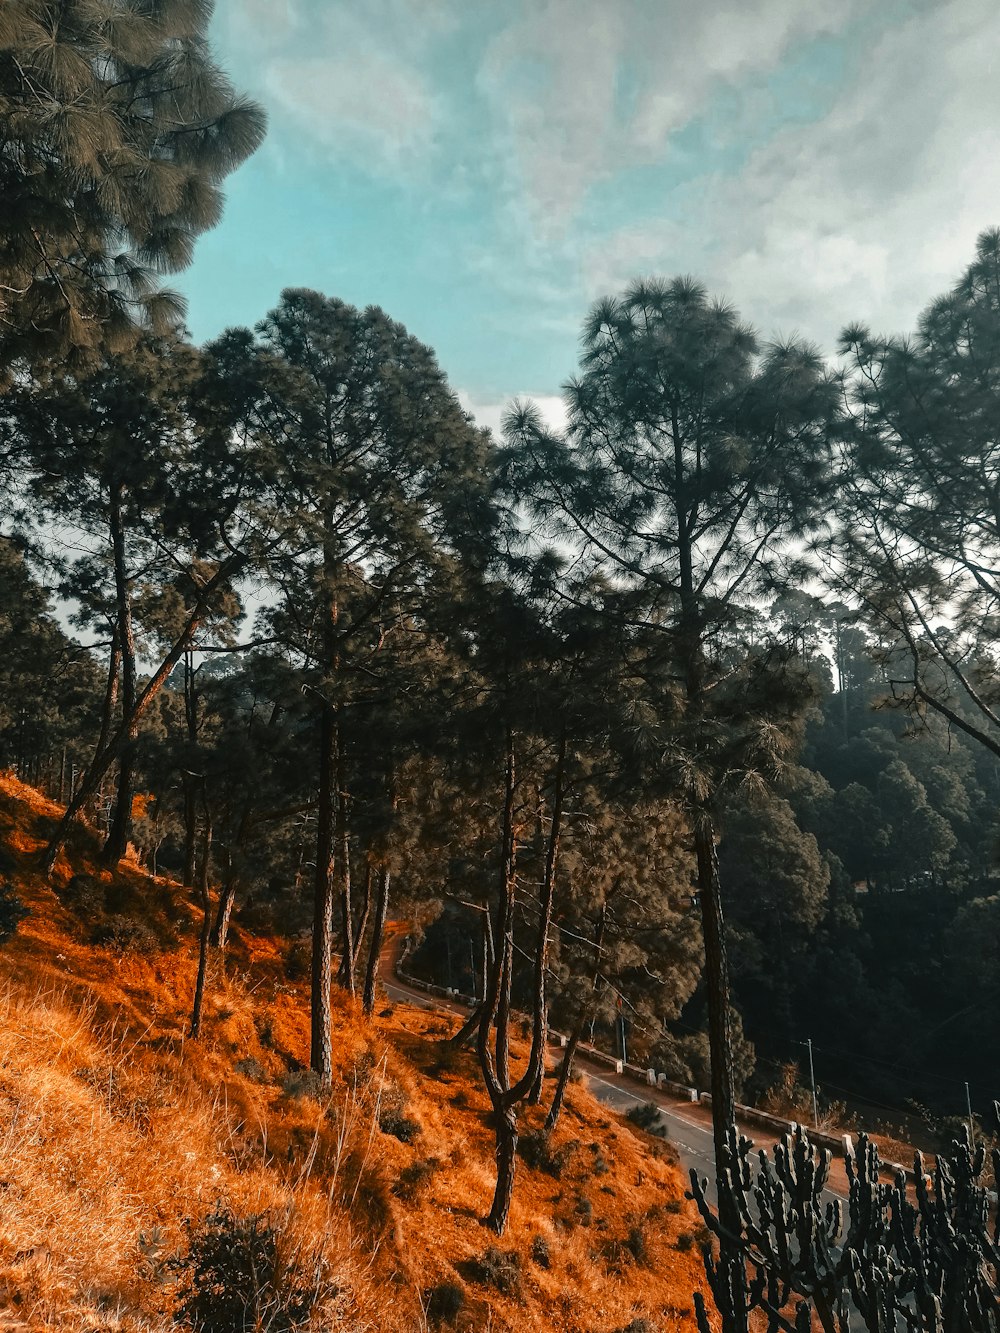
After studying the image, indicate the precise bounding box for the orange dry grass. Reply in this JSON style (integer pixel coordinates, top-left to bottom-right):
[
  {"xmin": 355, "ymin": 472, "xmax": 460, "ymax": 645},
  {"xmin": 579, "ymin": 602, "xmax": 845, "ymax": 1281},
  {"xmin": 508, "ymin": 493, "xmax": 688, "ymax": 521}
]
[{"xmin": 0, "ymin": 773, "xmax": 709, "ymax": 1332}]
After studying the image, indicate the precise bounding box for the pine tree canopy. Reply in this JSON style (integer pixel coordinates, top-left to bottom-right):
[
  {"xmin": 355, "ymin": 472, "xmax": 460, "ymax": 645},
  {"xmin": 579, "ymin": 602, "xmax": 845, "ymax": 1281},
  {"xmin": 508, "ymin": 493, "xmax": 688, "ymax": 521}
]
[{"xmin": 0, "ymin": 0, "xmax": 266, "ymax": 369}]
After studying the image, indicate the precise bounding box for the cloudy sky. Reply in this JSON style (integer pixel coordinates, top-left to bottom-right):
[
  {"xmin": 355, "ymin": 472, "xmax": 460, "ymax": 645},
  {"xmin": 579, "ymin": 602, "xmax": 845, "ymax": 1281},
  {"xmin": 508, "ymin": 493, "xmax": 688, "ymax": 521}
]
[{"xmin": 178, "ymin": 0, "xmax": 1000, "ymax": 433}]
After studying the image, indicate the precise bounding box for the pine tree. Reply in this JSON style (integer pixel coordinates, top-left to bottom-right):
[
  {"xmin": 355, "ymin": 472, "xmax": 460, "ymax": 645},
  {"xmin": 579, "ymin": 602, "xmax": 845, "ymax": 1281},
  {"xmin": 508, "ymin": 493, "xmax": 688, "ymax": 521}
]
[{"xmin": 0, "ymin": 0, "xmax": 265, "ymax": 368}]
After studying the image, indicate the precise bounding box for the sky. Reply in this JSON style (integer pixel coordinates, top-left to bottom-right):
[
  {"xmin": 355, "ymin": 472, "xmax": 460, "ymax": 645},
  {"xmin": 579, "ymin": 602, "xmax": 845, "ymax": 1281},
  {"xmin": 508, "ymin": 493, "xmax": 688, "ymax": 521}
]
[{"xmin": 177, "ymin": 0, "xmax": 1000, "ymax": 436}]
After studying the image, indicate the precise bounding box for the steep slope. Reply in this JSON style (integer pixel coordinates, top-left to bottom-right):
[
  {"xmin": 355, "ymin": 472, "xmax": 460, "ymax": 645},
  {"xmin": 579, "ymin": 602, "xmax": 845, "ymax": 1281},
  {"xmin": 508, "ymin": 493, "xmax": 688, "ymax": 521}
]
[{"xmin": 0, "ymin": 773, "xmax": 708, "ymax": 1332}]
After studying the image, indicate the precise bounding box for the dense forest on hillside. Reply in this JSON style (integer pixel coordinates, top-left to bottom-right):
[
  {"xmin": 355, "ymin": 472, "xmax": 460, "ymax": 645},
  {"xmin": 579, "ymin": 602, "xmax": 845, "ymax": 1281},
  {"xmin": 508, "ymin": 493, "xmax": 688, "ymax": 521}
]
[{"xmin": 2, "ymin": 4, "xmax": 1000, "ymax": 1330}]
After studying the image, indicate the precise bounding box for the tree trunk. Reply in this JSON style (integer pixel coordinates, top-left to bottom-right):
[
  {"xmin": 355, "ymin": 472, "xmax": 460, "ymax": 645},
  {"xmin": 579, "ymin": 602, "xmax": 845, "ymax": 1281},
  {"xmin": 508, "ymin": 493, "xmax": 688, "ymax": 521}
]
[
  {"xmin": 362, "ymin": 866, "xmax": 390, "ymax": 1016},
  {"xmin": 42, "ymin": 554, "xmax": 243, "ymax": 876},
  {"xmin": 211, "ymin": 876, "xmax": 239, "ymax": 950},
  {"xmin": 333, "ymin": 714, "xmax": 354, "ymax": 994},
  {"xmin": 182, "ymin": 648, "xmax": 198, "ymax": 887},
  {"xmin": 102, "ymin": 483, "xmax": 139, "ymax": 867},
  {"xmin": 546, "ymin": 1012, "xmax": 586, "ymax": 1131},
  {"xmin": 694, "ymin": 806, "xmax": 737, "ymax": 1170},
  {"xmin": 310, "ymin": 697, "xmax": 337, "ymax": 1082},
  {"xmin": 189, "ymin": 795, "xmax": 213, "ymax": 1040},
  {"xmin": 484, "ymin": 1105, "xmax": 519, "ymax": 1234},
  {"xmin": 350, "ymin": 862, "xmax": 373, "ymax": 973}
]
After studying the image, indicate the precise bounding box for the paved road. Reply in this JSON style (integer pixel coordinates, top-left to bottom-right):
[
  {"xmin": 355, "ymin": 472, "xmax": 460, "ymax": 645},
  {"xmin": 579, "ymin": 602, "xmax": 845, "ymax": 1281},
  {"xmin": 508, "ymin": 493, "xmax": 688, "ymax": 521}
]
[
  {"xmin": 383, "ymin": 971, "xmax": 740, "ymax": 1204},
  {"xmin": 382, "ymin": 965, "xmax": 861, "ymax": 1208}
]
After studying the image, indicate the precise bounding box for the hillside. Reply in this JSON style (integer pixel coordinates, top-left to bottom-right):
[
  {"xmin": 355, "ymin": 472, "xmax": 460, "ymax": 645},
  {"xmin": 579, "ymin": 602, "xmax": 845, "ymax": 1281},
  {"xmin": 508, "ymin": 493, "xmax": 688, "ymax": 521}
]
[{"xmin": 0, "ymin": 774, "xmax": 708, "ymax": 1333}]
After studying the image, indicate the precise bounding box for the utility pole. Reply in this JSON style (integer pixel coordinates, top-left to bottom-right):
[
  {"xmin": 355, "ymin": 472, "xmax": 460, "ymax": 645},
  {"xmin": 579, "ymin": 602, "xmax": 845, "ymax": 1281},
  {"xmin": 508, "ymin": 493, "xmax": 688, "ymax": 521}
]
[
  {"xmin": 807, "ymin": 1037, "xmax": 819, "ymax": 1129},
  {"xmin": 617, "ymin": 995, "xmax": 627, "ymax": 1065}
]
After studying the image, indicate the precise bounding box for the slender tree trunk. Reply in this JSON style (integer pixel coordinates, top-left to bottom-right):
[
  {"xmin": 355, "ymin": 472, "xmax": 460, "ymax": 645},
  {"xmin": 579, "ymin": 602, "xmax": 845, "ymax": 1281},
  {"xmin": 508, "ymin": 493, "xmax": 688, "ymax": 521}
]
[
  {"xmin": 103, "ymin": 484, "xmax": 139, "ymax": 866},
  {"xmin": 211, "ymin": 876, "xmax": 239, "ymax": 950},
  {"xmin": 95, "ymin": 627, "xmax": 121, "ymax": 775},
  {"xmin": 546, "ymin": 1011, "xmax": 586, "ymax": 1132},
  {"xmin": 362, "ymin": 865, "xmax": 391, "ymax": 1016},
  {"xmin": 333, "ymin": 713, "xmax": 354, "ymax": 994},
  {"xmin": 189, "ymin": 793, "xmax": 213, "ymax": 1040},
  {"xmin": 42, "ymin": 555, "xmax": 243, "ymax": 876},
  {"xmin": 310, "ymin": 697, "xmax": 337, "ymax": 1082},
  {"xmin": 182, "ymin": 649, "xmax": 199, "ymax": 887},
  {"xmin": 351, "ymin": 862, "xmax": 373, "ymax": 973}
]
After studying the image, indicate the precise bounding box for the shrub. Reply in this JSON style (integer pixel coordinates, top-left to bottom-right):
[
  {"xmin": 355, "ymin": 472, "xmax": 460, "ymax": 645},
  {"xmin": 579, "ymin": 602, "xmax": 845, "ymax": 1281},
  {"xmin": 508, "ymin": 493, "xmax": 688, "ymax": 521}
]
[
  {"xmin": 379, "ymin": 1105, "xmax": 420, "ymax": 1143},
  {"xmin": 625, "ymin": 1101, "xmax": 669, "ymax": 1139},
  {"xmin": 281, "ymin": 1069, "xmax": 327, "ymax": 1103},
  {"xmin": 393, "ymin": 1156, "xmax": 442, "ymax": 1200},
  {"xmin": 0, "ymin": 882, "xmax": 28, "ymax": 943},
  {"xmin": 424, "ymin": 1280, "xmax": 465, "ymax": 1326},
  {"xmin": 611, "ymin": 1320, "xmax": 657, "ymax": 1333},
  {"xmin": 518, "ymin": 1128, "xmax": 574, "ymax": 1178},
  {"xmin": 531, "ymin": 1235, "xmax": 551, "ymax": 1268},
  {"xmin": 62, "ymin": 872, "xmax": 105, "ymax": 916},
  {"xmin": 464, "ymin": 1246, "xmax": 522, "ymax": 1297},
  {"xmin": 171, "ymin": 1206, "xmax": 330, "ymax": 1332},
  {"xmin": 283, "ymin": 939, "xmax": 310, "ymax": 982},
  {"xmin": 90, "ymin": 914, "xmax": 159, "ymax": 953},
  {"xmin": 235, "ymin": 1057, "xmax": 267, "ymax": 1083}
]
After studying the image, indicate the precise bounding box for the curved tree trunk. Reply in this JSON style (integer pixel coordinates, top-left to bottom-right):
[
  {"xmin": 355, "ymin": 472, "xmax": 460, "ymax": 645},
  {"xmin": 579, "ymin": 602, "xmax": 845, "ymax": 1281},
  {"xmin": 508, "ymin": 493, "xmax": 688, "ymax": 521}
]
[{"xmin": 484, "ymin": 1105, "xmax": 518, "ymax": 1234}]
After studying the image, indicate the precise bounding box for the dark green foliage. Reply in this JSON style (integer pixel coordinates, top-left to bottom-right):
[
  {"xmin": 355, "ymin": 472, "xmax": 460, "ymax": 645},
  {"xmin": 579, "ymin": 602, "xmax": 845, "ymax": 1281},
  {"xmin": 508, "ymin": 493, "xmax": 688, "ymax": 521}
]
[
  {"xmin": 0, "ymin": 0, "xmax": 265, "ymax": 366},
  {"xmin": 0, "ymin": 881, "xmax": 27, "ymax": 942},
  {"xmin": 170, "ymin": 1206, "xmax": 328, "ymax": 1333},
  {"xmin": 61, "ymin": 874, "xmax": 105, "ymax": 917},
  {"xmin": 625, "ymin": 1103, "xmax": 669, "ymax": 1141}
]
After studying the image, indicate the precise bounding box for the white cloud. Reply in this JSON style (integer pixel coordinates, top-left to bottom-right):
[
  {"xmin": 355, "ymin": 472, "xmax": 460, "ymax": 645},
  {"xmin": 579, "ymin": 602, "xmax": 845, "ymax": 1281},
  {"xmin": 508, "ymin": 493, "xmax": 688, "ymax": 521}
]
[
  {"xmin": 265, "ymin": 48, "xmax": 437, "ymax": 168},
  {"xmin": 459, "ymin": 390, "xmax": 568, "ymax": 439},
  {"xmin": 477, "ymin": 0, "xmax": 862, "ymax": 230},
  {"xmin": 579, "ymin": 0, "xmax": 1000, "ymax": 350}
]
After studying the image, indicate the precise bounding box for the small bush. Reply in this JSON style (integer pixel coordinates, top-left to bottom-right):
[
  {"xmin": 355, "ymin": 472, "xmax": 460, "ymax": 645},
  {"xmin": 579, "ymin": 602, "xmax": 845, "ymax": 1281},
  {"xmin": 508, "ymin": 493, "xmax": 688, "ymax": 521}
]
[
  {"xmin": 171, "ymin": 1205, "xmax": 330, "ymax": 1332},
  {"xmin": 0, "ymin": 881, "xmax": 28, "ymax": 943},
  {"xmin": 611, "ymin": 1320, "xmax": 657, "ymax": 1333},
  {"xmin": 379, "ymin": 1106, "xmax": 420, "ymax": 1143},
  {"xmin": 281, "ymin": 1069, "xmax": 327, "ymax": 1102},
  {"xmin": 518, "ymin": 1128, "xmax": 574, "ymax": 1178},
  {"xmin": 530, "ymin": 1235, "xmax": 551, "ymax": 1269},
  {"xmin": 424, "ymin": 1280, "xmax": 465, "ymax": 1326},
  {"xmin": 235, "ymin": 1057, "xmax": 267, "ymax": 1083},
  {"xmin": 90, "ymin": 914, "xmax": 159, "ymax": 954},
  {"xmin": 393, "ymin": 1156, "xmax": 442, "ymax": 1200},
  {"xmin": 464, "ymin": 1246, "xmax": 522, "ymax": 1297},
  {"xmin": 625, "ymin": 1101, "xmax": 669, "ymax": 1139},
  {"xmin": 62, "ymin": 872, "xmax": 105, "ymax": 916},
  {"xmin": 284, "ymin": 939, "xmax": 311, "ymax": 982}
]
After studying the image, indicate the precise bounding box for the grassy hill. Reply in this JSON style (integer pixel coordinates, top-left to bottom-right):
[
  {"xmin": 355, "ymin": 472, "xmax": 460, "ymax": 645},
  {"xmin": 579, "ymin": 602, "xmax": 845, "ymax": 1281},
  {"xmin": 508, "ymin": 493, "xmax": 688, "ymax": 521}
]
[{"xmin": 0, "ymin": 773, "xmax": 708, "ymax": 1333}]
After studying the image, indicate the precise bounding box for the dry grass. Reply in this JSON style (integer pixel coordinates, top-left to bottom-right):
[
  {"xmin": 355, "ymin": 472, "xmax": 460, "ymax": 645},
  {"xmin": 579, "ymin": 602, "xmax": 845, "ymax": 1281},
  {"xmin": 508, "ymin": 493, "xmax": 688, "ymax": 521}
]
[{"xmin": 0, "ymin": 773, "xmax": 709, "ymax": 1332}]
